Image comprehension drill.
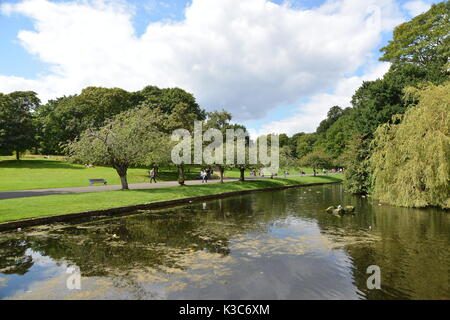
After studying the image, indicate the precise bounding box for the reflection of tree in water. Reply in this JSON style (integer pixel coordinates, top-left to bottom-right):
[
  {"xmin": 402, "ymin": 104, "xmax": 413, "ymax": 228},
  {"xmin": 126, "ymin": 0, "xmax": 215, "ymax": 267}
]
[
  {"xmin": 2, "ymin": 184, "xmax": 447, "ymax": 299},
  {"xmin": 0, "ymin": 191, "xmax": 290, "ymax": 278},
  {"xmin": 348, "ymin": 205, "xmax": 449, "ymax": 300},
  {"xmin": 0, "ymin": 238, "xmax": 34, "ymax": 275},
  {"xmin": 310, "ymin": 186, "xmax": 450, "ymax": 300}
]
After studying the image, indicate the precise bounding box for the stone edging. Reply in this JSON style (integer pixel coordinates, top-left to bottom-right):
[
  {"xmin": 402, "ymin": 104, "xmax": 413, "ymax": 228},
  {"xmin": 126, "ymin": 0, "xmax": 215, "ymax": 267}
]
[{"xmin": 0, "ymin": 181, "xmax": 341, "ymax": 232}]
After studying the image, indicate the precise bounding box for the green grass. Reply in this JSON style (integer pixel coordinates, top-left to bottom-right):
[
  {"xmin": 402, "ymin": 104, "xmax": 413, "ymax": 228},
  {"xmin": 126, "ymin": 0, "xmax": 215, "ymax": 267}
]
[
  {"xmin": 223, "ymin": 167, "xmax": 315, "ymax": 179},
  {"xmin": 0, "ymin": 156, "xmax": 202, "ymax": 191},
  {"xmin": 0, "ymin": 156, "xmax": 316, "ymax": 191},
  {"xmin": 0, "ymin": 174, "xmax": 343, "ymax": 223}
]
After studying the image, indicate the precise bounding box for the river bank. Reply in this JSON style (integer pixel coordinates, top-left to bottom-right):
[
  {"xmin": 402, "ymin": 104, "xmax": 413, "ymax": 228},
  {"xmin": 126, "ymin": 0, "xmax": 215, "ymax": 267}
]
[{"xmin": 0, "ymin": 175, "xmax": 343, "ymax": 230}]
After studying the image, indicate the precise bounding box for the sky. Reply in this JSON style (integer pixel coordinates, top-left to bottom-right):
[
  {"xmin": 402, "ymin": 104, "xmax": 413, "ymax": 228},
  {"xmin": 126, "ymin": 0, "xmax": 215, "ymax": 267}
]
[{"xmin": 0, "ymin": 0, "xmax": 439, "ymax": 137}]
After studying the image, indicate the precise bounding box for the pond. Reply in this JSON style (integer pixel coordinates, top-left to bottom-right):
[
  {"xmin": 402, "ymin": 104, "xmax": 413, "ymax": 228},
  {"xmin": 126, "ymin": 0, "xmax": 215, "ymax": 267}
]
[{"xmin": 0, "ymin": 184, "xmax": 448, "ymax": 300}]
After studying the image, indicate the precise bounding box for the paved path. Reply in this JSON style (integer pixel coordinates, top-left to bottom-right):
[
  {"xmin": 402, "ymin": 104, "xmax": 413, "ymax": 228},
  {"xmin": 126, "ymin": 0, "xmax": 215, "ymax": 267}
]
[
  {"xmin": 0, "ymin": 178, "xmax": 236, "ymax": 200},
  {"xmin": 0, "ymin": 173, "xmax": 332, "ymax": 200}
]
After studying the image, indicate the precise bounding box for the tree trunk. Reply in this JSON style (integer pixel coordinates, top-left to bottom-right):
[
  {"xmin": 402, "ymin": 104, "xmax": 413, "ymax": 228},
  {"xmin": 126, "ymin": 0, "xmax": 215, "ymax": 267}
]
[
  {"xmin": 219, "ymin": 167, "xmax": 224, "ymax": 183},
  {"xmin": 178, "ymin": 165, "xmax": 185, "ymax": 186},
  {"xmin": 114, "ymin": 166, "xmax": 129, "ymax": 190},
  {"xmin": 239, "ymin": 168, "xmax": 245, "ymax": 181},
  {"xmin": 119, "ymin": 174, "xmax": 129, "ymax": 190},
  {"xmin": 16, "ymin": 150, "xmax": 20, "ymax": 160}
]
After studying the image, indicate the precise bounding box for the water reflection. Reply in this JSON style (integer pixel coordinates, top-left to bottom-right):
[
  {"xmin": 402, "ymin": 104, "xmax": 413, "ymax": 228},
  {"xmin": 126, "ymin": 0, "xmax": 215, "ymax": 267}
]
[{"xmin": 0, "ymin": 184, "xmax": 448, "ymax": 299}]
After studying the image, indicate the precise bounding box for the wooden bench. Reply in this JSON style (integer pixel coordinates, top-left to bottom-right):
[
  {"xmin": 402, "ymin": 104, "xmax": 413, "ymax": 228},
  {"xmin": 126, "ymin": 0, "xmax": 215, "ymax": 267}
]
[{"xmin": 89, "ymin": 179, "xmax": 107, "ymax": 186}]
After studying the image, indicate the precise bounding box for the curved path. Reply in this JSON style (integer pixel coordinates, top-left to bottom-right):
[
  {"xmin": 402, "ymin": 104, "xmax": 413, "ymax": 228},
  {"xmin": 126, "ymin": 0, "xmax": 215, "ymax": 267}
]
[{"xmin": 0, "ymin": 174, "xmax": 327, "ymax": 200}]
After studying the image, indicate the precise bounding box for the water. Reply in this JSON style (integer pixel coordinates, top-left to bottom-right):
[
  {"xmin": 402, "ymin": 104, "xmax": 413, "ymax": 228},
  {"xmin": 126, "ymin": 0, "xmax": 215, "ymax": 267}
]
[{"xmin": 0, "ymin": 184, "xmax": 448, "ymax": 300}]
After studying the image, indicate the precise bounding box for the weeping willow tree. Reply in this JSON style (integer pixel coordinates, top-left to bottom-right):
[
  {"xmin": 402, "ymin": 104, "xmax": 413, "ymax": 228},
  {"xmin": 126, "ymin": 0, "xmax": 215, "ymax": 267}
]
[{"xmin": 370, "ymin": 82, "xmax": 450, "ymax": 208}]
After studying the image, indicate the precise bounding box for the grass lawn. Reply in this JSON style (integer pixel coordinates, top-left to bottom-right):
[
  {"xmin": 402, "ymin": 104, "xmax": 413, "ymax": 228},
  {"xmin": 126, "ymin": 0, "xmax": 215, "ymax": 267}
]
[
  {"xmin": 223, "ymin": 167, "xmax": 315, "ymax": 179},
  {"xmin": 0, "ymin": 156, "xmax": 202, "ymax": 191},
  {"xmin": 0, "ymin": 174, "xmax": 343, "ymax": 223},
  {"xmin": 0, "ymin": 156, "xmax": 316, "ymax": 191}
]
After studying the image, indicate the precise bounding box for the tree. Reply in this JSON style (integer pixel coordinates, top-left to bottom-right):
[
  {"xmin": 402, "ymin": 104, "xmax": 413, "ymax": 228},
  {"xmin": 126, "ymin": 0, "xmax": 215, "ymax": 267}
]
[
  {"xmin": 233, "ymin": 141, "xmax": 264, "ymax": 181},
  {"xmin": 278, "ymin": 133, "xmax": 290, "ymax": 148},
  {"xmin": 35, "ymin": 87, "xmax": 137, "ymax": 154},
  {"xmin": 279, "ymin": 145, "xmax": 296, "ymax": 169},
  {"xmin": 314, "ymin": 112, "xmax": 355, "ymax": 158},
  {"xmin": 380, "ymin": 1, "xmax": 450, "ymax": 73},
  {"xmin": 296, "ymin": 133, "xmax": 317, "ymax": 158},
  {"xmin": 342, "ymin": 135, "xmax": 373, "ymax": 194},
  {"xmin": 35, "ymin": 85, "xmax": 206, "ymax": 155},
  {"xmin": 316, "ymin": 106, "xmax": 347, "ymax": 134},
  {"xmin": 0, "ymin": 91, "xmax": 40, "ymax": 159},
  {"xmin": 203, "ymin": 110, "xmax": 235, "ymax": 183},
  {"xmin": 287, "ymin": 132, "xmax": 304, "ymax": 157},
  {"xmin": 299, "ymin": 150, "xmax": 332, "ymax": 176},
  {"xmin": 67, "ymin": 107, "xmax": 166, "ymax": 189},
  {"xmin": 138, "ymin": 86, "xmax": 206, "ymax": 122},
  {"xmin": 370, "ymin": 82, "xmax": 450, "ymax": 208}
]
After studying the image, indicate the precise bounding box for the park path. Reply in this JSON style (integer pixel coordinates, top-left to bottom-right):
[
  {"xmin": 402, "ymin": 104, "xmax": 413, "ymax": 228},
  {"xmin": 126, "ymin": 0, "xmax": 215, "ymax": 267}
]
[{"xmin": 0, "ymin": 174, "xmax": 321, "ymax": 200}]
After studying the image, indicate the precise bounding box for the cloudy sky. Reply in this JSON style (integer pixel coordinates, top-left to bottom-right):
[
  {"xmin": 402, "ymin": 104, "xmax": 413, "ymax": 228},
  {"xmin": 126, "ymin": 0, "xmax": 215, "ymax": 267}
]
[{"xmin": 0, "ymin": 0, "xmax": 438, "ymax": 136}]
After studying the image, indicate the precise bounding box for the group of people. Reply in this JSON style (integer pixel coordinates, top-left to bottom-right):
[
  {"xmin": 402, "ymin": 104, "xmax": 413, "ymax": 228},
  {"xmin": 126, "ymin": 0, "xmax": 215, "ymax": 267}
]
[
  {"xmin": 250, "ymin": 169, "xmax": 276, "ymax": 177},
  {"xmin": 322, "ymin": 167, "xmax": 345, "ymax": 175},
  {"xmin": 147, "ymin": 166, "xmax": 344, "ymax": 184}
]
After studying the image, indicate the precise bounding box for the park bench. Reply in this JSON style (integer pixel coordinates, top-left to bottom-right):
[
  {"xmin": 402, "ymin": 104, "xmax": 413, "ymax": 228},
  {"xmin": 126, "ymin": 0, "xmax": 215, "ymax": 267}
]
[{"xmin": 88, "ymin": 179, "xmax": 107, "ymax": 186}]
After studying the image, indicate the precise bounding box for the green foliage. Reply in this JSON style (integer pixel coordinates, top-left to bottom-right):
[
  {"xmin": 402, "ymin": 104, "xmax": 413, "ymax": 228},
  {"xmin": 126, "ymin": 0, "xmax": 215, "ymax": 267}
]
[
  {"xmin": 139, "ymin": 86, "xmax": 205, "ymax": 120},
  {"xmin": 35, "ymin": 85, "xmax": 206, "ymax": 154},
  {"xmin": 380, "ymin": 1, "xmax": 450, "ymax": 72},
  {"xmin": 299, "ymin": 150, "xmax": 333, "ymax": 174},
  {"xmin": 351, "ymin": 77, "xmax": 405, "ymax": 137},
  {"xmin": 314, "ymin": 112, "xmax": 355, "ymax": 158},
  {"xmin": 279, "ymin": 145, "xmax": 296, "ymax": 169},
  {"xmin": 296, "ymin": 133, "xmax": 317, "ymax": 158},
  {"xmin": 35, "ymin": 87, "xmax": 137, "ymax": 154},
  {"xmin": 67, "ymin": 107, "xmax": 167, "ymax": 189},
  {"xmin": 316, "ymin": 106, "xmax": 348, "ymax": 134},
  {"xmin": 0, "ymin": 91, "xmax": 40, "ymax": 159},
  {"xmin": 371, "ymin": 82, "xmax": 450, "ymax": 208},
  {"xmin": 342, "ymin": 135, "xmax": 372, "ymax": 194},
  {"xmin": 278, "ymin": 133, "xmax": 290, "ymax": 148}
]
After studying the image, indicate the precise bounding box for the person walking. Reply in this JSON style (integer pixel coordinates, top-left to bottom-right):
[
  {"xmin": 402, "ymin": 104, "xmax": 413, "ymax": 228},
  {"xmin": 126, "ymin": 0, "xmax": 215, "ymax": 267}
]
[
  {"xmin": 201, "ymin": 170, "xmax": 208, "ymax": 183},
  {"xmin": 149, "ymin": 168, "xmax": 157, "ymax": 183}
]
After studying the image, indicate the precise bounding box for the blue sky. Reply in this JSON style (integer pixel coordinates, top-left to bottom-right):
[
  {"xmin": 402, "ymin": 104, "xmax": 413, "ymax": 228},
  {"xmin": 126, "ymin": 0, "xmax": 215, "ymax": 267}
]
[{"xmin": 0, "ymin": 0, "xmax": 438, "ymax": 136}]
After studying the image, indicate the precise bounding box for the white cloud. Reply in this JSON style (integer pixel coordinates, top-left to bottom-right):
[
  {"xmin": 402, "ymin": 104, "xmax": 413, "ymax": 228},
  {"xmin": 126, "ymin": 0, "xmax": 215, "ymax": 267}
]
[
  {"xmin": 402, "ymin": 0, "xmax": 432, "ymax": 17},
  {"xmin": 251, "ymin": 62, "xmax": 391, "ymax": 136},
  {"xmin": 0, "ymin": 0, "xmax": 404, "ymax": 121}
]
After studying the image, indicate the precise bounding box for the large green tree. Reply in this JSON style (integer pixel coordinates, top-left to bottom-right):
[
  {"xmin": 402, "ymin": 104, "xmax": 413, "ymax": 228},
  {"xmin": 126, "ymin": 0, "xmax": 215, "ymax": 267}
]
[
  {"xmin": 203, "ymin": 110, "xmax": 246, "ymax": 183},
  {"xmin": 36, "ymin": 87, "xmax": 136, "ymax": 154},
  {"xmin": 0, "ymin": 91, "xmax": 40, "ymax": 159},
  {"xmin": 316, "ymin": 106, "xmax": 348, "ymax": 134},
  {"xmin": 139, "ymin": 86, "xmax": 205, "ymax": 120},
  {"xmin": 371, "ymin": 82, "xmax": 450, "ymax": 208},
  {"xmin": 321, "ymin": 2, "xmax": 450, "ymax": 194},
  {"xmin": 299, "ymin": 150, "xmax": 333, "ymax": 176},
  {"xmin": 36, "ymin": 85, "xmax": 206, "ymax": 155},
  {"xmin": 295, "ymin": 133, "xmax": 317, "ymax": 159},
  {"xmin": 380, "ymin": 1, "xmax": 450, "ymax": 73},
  {"xmin": 67, "ymin": 107, "xmax": 167, "ymax": 189},
  {"xmin": 342, "ymin": 135, "xmax": 373, "ymax": 194}
]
